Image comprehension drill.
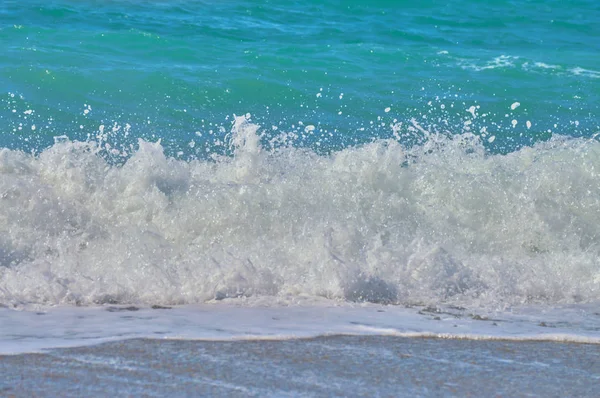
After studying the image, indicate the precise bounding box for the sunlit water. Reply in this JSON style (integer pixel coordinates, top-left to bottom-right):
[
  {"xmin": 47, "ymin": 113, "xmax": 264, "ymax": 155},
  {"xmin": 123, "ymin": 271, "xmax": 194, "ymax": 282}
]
[{"xmin": 1, "ymin": 0, "xmax": 599, "ymax": 354}]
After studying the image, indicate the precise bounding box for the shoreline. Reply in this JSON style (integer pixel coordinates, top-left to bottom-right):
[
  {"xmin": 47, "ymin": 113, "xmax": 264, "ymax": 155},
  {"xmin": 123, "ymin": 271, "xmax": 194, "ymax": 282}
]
[{"xmin": 2, "ymin": 302, "xmax": 600, "ymax": 355}]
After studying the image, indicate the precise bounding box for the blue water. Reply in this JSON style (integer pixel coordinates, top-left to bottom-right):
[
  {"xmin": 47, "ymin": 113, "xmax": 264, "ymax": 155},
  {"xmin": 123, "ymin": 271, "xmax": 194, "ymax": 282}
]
[
  {"xmin": 2, "ymin": 0, "xmax": 599, "ymax": 154},
  {"xmin": 1, "ymin": 0, "xmax": 599, "ymax": 308}
]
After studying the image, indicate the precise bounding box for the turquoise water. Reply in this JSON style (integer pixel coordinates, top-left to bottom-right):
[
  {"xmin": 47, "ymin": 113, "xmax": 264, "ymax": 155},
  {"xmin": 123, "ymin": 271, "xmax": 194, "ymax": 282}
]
[
  {"xmin": 2, "ymin": 0, "xmax": 599, "ymax": 154},
  {"xmin": 1, "ymin": 1, "xmax": 600, "ymax": 308}
]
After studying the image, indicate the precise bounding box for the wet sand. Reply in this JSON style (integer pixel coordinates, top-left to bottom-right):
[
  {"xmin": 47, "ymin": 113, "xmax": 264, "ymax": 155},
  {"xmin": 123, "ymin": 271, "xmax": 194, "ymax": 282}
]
[{"xmin": 1, "ymin": 336, "xmax": 599, "ymax": 397}]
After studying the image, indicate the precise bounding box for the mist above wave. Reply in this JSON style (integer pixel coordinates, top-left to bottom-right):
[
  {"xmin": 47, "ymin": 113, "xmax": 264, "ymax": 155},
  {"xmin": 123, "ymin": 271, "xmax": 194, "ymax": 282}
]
[{"xmin": 1, "ymin": 116, "xmax": 599, "ymax": 308}]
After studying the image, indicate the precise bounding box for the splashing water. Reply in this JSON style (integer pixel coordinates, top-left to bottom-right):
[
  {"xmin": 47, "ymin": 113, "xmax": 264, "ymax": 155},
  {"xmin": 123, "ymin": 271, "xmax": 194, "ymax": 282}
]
[{"xmin": 1, "ymin": 115, "xmax": 600, "ymax": 309}]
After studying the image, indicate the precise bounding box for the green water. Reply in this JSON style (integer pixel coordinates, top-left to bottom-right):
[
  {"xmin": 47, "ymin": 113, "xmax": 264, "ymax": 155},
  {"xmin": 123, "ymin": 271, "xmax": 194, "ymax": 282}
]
[{"xmin": 1, "ymin": 0, "xmax": 598, "ymax": 154}]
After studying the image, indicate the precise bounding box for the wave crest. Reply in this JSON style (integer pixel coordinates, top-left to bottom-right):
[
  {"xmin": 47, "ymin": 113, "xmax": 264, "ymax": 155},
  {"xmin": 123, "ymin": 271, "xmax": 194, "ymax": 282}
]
[{"xmin": 1, "ymin": 117, "xmax": 600, "ymax": 307}]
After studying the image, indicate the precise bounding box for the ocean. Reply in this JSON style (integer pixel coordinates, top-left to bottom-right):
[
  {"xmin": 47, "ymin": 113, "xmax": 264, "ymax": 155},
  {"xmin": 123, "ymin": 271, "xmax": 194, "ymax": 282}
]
[{"xmin": 1, "ymin": 0, "xmax": 600, "ymax": 394}]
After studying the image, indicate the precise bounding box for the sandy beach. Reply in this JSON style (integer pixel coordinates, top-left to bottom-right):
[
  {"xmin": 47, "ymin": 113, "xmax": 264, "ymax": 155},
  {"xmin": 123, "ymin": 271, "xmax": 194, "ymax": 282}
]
[{"xmin": 1, "ymin": 336, "xmax": 598, "ymax": 397}]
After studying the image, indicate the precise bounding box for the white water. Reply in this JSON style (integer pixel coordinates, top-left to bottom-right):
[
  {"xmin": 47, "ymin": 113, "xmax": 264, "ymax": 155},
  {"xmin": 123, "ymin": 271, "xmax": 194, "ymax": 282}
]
[
  {"xmin": 1, "ymin": 301, "xmax": 600, "ymax": 355},
  {"xmin": 1, "ymin": 116, "xmax": 600, "ymax": 308}
]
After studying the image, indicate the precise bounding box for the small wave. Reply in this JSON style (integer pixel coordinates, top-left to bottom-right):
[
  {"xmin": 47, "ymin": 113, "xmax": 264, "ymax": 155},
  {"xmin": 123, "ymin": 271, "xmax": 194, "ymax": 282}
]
[
  {"xmin": 460, "ymin": 55, "xmax": 519, "ymax": 71},
  {"xmin": 460, "ymin": 55, "xmax": 599, "ymax": 80},
  {"xmin": 569, "ymin": 67, "xmax": 600, "ymax": 79}
]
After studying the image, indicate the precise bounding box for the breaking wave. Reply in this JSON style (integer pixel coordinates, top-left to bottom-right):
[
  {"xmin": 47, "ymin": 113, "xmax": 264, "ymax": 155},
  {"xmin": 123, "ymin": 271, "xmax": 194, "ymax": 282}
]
[{"xmin": 1, "ymin": 116, "xmax": 599, "ymax": 308}]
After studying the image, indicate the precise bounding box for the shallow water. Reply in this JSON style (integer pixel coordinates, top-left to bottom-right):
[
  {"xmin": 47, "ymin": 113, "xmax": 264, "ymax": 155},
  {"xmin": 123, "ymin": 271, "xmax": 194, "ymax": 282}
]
[{"xmin": 2, "ymin": 302, "xmax": 599, "ymax": 355}]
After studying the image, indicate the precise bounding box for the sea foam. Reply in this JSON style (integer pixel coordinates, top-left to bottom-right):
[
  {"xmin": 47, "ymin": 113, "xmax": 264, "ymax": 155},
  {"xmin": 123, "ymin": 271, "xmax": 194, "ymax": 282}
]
[{"xmin": 1, "ymin": 116, "xmax": 599, "ymax": 308}]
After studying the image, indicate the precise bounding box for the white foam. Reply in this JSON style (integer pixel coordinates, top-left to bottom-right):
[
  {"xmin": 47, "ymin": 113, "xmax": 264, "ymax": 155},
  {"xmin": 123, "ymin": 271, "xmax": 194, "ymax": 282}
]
[
  {"xmin": 1, "ymin": 117, "xmax": 600, "ymax": 309},
  {"xmin": 569, "ymin": 67, "xmax": 600, "ymax": 79},
  {"xmin": 1, "ymin": 301, "xmax": 599, "ymax": 354},
  {"xmin": 461, "ymin": 57, "xmax": 599, "ymax": 80},
  {"xmin": 461, "ymin": 55, "xmax": 518, "ymax": 71},
  {"xmin": 533, "ymin": 62, "xmax": 561, "ymax": 70}
]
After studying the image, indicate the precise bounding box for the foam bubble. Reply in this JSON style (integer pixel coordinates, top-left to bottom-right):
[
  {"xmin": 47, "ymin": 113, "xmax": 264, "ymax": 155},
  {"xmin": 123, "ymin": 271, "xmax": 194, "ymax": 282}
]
[{"xmin": 1, "ymin": 118, "xmax": 599, "ymax": 308}]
